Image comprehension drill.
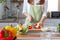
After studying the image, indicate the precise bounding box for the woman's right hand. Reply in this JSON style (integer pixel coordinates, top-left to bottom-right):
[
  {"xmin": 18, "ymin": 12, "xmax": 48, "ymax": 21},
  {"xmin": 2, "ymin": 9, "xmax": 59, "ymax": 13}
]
[
  {"xmin": 27, "ymin": 15, "xmax": 32, "ymax": 22},
  {"xmin": 23, "ymin": 13, "xmax": 32, "ymax": 22}
]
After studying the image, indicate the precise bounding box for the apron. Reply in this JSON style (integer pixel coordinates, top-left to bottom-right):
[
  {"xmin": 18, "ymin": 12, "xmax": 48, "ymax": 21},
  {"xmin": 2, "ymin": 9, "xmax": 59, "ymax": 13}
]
[
  {"xmin": 23, "ymin": 5, "xmax": 43, "ymax": 33},
  {"xmin": 25, "ymin": 5, "xmax": 43, "ymax": 25}
]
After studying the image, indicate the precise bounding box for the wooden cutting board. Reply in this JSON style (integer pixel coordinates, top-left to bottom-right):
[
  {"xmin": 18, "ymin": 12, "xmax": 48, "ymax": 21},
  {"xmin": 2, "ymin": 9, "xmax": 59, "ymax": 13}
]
[
  {"xmin": 17, "ymin": 29, "xmax": 41, "ymax": 39},
  {"xmin": 17, "ymin": 34, "xmax": 40, "ymax": 38},
  {"xmin": 52, "ymin": 34, "xmax": 60, "ymax": 38}
]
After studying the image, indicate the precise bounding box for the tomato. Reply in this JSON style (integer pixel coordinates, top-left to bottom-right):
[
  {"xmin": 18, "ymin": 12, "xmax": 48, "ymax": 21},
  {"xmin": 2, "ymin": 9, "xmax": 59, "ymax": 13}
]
[
  {"xmin": 34, "ymin": 23, "xmax": 37, "ymax": 26},
  {"xmin": 28, "ymin": 25, "xmax": 32, "ymax": 29},
  {"xmin": 34, "ymin": 23, "xmax": 41, "ymax": 29}
]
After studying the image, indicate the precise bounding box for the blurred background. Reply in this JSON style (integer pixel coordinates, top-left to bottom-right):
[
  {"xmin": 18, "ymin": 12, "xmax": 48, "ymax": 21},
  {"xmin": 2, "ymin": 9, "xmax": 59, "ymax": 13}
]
[{"xmin": 0, "ymin": 0, "xmax": 60, "ymax": 27}]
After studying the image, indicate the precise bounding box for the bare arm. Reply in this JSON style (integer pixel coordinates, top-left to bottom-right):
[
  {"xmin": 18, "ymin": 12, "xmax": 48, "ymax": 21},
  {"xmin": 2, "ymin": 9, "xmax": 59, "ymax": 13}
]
[
  {"xmin": 38, "ymin": 0, "xmax": 48, "ymax": 26},
  {"xmin": 23, "ymin": 12, "xmax": 30, "ymax": 17},
  {"xmin": 23, "ymin": 12, "xmax": 32, "ymax": 22},
  {"xmin": 39, "ymin": 16, "xmax": 47, "ymax": 23}
]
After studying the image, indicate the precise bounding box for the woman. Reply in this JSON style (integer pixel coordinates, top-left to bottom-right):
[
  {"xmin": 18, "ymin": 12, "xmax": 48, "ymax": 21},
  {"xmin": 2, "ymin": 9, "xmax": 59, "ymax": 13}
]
[{"xmin": 22, "ymin": 0, "xmax": 48, "ymax": 26}]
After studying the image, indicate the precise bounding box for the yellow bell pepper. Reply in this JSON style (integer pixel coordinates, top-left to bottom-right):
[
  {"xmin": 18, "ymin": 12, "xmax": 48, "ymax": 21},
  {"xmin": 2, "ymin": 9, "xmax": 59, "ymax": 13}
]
[
  {"xmin": 5, "ymin": 25, "xmax": 12, "ymax": 30},
  {"xmin": 4, "ymin": 25, "xmax": 17, "ymax": 39},
  {"xmin": 10, "ymin": 28, "xmax": 17, "ymax": 38}
]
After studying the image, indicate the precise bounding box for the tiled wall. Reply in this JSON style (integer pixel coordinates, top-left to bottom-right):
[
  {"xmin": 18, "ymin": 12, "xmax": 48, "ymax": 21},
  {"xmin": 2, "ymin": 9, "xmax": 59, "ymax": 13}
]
[
  {"xmin": 44, "ymin": 19, "xmax": 60, "ymax": 26},
  {"xmin": 0, "ymin": 19, "xmax": 60, "ymax": 27},
  {"xmin": 0, "ymin": 23, "xmax": 18, "ymax": 27}
]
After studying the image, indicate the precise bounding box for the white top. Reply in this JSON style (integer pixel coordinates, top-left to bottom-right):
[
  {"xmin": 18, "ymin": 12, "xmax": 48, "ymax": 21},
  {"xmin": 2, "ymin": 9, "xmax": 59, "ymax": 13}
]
[{"xmin": 22, "ymin": 0, "xmax": 48, "ymax": 16}]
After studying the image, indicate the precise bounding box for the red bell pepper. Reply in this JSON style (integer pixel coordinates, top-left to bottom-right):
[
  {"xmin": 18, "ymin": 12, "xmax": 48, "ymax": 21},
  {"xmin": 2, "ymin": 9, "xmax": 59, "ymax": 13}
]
[{"xmin": 0, "ymin": 29, "xmax": 13, "ymax": 40}]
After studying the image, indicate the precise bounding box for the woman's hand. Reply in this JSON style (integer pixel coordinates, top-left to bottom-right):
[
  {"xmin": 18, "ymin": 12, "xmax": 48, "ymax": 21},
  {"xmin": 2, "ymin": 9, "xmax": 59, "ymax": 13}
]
[
  {"xmin": 34, "ymin": 22, "xmax": 43, "ymax": 29},
  {"xmin": 38, "ymin": 16, "xmax": 47, "ymax": 27},
  {"xmin": 27, "ymin": 15, "xmax": 32, "ymax": 22},
  {"xmin": 38, "ymin": 22, "xmax": 43, "ymax": 27},
  {"xmin": 23, "ymin": 13, "xmax": 33, "ymax": 22}
]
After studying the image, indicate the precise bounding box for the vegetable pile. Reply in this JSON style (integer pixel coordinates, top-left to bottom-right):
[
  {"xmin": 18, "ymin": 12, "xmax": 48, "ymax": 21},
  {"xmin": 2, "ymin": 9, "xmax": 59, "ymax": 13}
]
[{"xmin": 0, "ymin": 25, "xmax": 17, "ymax": 40}]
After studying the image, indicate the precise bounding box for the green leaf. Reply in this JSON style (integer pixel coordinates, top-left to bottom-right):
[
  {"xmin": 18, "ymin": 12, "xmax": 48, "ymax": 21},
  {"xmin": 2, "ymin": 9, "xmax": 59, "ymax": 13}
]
[
  {"xmin": 0, "ymin": 0, "xmax": 6, "ymax": 3},
  {"xmin": 22, "ymin": 24, "xmax": 28, "ymax": 34},
  {"xmin": 57, "ymin": 23, "xmax": 60, "ymax": 30},
  {"xmin": 4, "ymin": 30, "xmax": 9, "ymax": 37}
]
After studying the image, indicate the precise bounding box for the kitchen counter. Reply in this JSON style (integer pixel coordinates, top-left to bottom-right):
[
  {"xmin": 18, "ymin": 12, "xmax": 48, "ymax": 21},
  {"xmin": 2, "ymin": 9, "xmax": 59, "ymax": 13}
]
[
  {"xmin": 17, "ymin": 32, "xmax": 60, "ymax": 40},
  {"xmin": 17, "ymin": 28, "xmax": 60, "ymax": 40},
  {"xmin": 0, "ymin": 27, "xmax": 60, "ymax": 40},
  {"xmin": 17, "ymin": 33, "xmax": 60, "ymax": 38}
]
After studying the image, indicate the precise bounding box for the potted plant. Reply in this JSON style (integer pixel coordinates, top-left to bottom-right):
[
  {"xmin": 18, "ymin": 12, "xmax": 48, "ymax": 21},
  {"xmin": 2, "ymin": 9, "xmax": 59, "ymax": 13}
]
[{"xmin": 0, "ymin": 0, "xmax": 6, "ymax": 19}]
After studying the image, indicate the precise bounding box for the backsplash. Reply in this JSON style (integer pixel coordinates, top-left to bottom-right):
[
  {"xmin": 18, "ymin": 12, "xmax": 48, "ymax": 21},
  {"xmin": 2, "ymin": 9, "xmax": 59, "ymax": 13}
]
[
  {"xmin": 0, "ymin": 19, "xmax": 60, "ymax": 27},
  {"xmin": 44, "ymin": 19, "xmax": 60, "ymax": 26}
]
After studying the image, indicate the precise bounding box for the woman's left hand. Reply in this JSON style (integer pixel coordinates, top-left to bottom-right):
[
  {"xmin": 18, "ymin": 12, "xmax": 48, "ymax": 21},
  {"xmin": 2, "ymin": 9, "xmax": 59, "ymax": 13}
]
[
  {"xmin": 38, "ymin": 22, "xmax": 43, "ymax": 27},
  {"xmin": 34, "ymin": 22, "xmax": 43, "ymax": 29}
]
